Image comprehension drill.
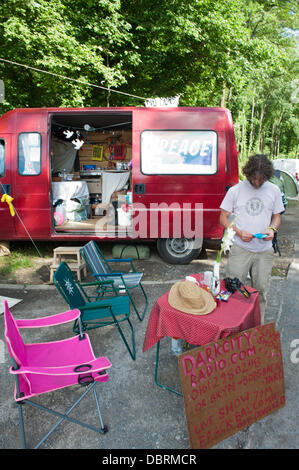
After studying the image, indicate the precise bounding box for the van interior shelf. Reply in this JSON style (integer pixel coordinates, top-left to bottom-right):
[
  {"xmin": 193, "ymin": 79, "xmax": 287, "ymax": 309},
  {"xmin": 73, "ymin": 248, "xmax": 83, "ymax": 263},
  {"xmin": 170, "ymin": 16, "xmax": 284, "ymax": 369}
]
[
  {"xmin": 50, "ymin": 111, "xmax": 133, "ymax": 233},
  {"xmin": 79, "ymin": 170, "xmax": 101, "ymax": 177}
]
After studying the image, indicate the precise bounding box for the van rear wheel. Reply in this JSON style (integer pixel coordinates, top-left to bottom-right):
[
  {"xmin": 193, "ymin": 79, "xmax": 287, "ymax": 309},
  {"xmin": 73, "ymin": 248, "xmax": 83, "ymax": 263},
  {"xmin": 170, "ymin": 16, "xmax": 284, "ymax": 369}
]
[{"xmin": 157, "ymin": 238, "xmax": 202, "ymax": 264}]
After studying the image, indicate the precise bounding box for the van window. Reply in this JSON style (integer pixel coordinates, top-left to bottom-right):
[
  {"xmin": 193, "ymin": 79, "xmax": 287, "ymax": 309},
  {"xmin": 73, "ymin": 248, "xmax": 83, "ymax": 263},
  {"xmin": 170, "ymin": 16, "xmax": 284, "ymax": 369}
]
[
  {"xmin": 141, "ymin": 130, "xmax": 217, "ymax": 175},
  {"xmin": 0, "ymin": 140, "xmax": 4, "ymax": 177},
  {"xmin": 18, "ymin": 133, "xmax": 41, "ymax": 175}
]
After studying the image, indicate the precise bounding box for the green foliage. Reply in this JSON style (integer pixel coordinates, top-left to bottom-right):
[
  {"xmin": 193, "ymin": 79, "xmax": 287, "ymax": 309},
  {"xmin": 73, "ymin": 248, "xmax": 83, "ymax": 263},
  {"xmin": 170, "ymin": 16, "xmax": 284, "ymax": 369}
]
[
  {"xmin": 230, "ymin": 0, "xmax": 299, "ymax": 166},
  {"xmin": 0, "ymin": 248, "xmax": 34, "ymax": 276},
  {"xmin": 0, "ymin": 0, "xmax": 140, "ymax": 108},
  {"xmin": 0, "ymin": 0, "xmax": 298, "ymax": 158}
]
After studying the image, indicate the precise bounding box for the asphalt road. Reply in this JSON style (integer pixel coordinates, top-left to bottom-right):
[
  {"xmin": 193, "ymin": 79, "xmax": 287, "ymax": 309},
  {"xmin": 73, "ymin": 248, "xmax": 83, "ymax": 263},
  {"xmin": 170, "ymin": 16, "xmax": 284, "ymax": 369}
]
[{"xmin": 0, "ymin": 200, "xmax": 298, "ymax": 453}]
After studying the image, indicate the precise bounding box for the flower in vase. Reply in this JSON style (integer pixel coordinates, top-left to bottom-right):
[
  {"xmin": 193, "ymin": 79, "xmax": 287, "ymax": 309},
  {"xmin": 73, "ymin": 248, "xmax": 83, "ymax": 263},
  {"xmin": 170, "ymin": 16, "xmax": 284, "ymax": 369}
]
[
  {"xmin": 222, "ymin": 226, "xmax": 236, "ymax": 254},
  {"xmin": 216, "ymin": 217, "xmax": 238, "ymax": 264},
  {"xmin": 212, "ymin": 219, "xmax": 237, "ymax": 295}
]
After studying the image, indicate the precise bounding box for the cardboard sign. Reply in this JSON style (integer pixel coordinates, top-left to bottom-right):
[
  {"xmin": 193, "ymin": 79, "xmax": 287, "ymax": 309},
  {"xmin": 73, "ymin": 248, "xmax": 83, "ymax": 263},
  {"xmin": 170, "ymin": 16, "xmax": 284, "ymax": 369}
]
[{"xmin": 178, "ymin": 323, "xmax": 285, "ymax": 449}]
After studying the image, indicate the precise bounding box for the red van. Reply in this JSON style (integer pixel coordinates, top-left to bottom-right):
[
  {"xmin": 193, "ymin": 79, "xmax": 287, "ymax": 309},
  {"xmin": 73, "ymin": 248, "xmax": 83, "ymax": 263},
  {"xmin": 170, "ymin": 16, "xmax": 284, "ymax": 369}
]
[{"xmin": 0, "ymin": 106, "xmax": 238, "ymax": 263}]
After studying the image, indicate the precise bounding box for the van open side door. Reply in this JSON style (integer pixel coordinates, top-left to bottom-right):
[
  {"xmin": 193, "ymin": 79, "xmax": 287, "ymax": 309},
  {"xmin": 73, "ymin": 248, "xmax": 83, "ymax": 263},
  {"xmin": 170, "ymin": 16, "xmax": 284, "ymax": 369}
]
[
  {"xmin": 0, "ymin": 135, "xmax": 15, "ymax": 237},
  {"xmin": 12, "ymin": 129, "xmax": 52, "ymax": 240}
]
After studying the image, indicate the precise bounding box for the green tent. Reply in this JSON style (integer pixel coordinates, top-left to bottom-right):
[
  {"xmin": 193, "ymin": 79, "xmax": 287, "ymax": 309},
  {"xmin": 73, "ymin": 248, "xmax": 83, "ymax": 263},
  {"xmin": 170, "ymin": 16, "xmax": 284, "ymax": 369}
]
[{"xmin": 271, "ymin": 170, "xmax": 298, "ymax": 198}]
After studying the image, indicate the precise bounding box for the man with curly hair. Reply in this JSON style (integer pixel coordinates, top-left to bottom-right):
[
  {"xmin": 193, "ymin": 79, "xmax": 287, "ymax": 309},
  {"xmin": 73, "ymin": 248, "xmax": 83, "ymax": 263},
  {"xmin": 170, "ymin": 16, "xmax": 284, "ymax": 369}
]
[{"xmin": 220, "ymin": 154, "xmax": 284, "ymax": 322}]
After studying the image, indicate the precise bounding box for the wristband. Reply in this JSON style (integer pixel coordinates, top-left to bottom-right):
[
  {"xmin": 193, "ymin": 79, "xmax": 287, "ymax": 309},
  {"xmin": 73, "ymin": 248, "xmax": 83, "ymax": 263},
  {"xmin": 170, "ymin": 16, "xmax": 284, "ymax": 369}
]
[{"xmin": 267, "ymin": 226, "xmax": 278, "ymax": 232}]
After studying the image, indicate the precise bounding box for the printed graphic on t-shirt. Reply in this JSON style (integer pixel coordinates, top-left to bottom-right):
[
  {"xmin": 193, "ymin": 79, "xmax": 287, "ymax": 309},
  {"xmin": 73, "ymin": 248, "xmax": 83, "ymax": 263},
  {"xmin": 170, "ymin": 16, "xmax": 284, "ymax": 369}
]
[{"xmin": 245, "ymin": 197, "xmax": 264, "ymax": 216}]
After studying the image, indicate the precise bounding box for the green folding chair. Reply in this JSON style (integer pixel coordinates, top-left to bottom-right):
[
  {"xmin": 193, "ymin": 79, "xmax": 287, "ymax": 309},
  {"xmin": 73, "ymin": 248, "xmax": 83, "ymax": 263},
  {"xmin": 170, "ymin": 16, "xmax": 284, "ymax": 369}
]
[
  {"xmin": 53, "ymin": 262, "xmax": 136, "ymax": 360},
  {"xmin": 80, "ymin": 241, "xmax": 148, "ymax": 322}
]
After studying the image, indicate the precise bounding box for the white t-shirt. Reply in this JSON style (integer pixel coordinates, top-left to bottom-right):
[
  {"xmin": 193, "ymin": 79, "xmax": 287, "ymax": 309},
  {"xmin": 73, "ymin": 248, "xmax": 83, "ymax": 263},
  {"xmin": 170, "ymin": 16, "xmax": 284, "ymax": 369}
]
[{"xmin": 220, "ymin": 180, "xmax": 284, "ymax": 252}]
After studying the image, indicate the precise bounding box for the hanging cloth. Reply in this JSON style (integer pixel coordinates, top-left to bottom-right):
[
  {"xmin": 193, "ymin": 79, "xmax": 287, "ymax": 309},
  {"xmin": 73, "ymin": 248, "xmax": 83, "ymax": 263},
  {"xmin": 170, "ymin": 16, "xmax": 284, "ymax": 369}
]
[{"xmin": 101, "ymin": 171, "xmax": 130, "ymax": 204}]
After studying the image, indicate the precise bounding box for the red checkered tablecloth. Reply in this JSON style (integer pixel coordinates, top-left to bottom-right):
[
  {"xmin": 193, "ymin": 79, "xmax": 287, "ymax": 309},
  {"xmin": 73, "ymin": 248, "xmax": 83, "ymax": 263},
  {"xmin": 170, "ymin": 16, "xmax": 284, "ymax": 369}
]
[{"xmin": 143, "ymin": 275, "xmax": 261, "ymax": 352}]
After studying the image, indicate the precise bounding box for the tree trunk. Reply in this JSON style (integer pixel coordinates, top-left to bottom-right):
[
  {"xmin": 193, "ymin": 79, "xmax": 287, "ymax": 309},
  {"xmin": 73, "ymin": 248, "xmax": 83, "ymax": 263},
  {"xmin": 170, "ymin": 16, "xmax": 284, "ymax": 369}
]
[
  {"xmin": 235, "ymin": 120, "xmax": 241, "ymax": 152},
  {"xmin": 248, "ymin": 89, "xmax": 255, "ymax": 155},
  {"xmin": 106, "ymin": 88, "xmax": 111, "ymax": 107},
  {"xmin": 220, "ymin": 82, "xmax": 226, "ymax": 108},
  {"xmin": 270, "ymin": 122, "xmax": 276, "ymax": 159},
  {"xmin": 274, "ymin": 112, "xmax": 284, "ymax": 159},
  {"xmin": 241, "ymin": 108, "xmax": 247, "ymax": 163},
  {"xmin": 106, "ymin": 55, "xmax": 111, "ymax": 107},
  {"xmin": 227, "ymin": 87, "xmax": 233, "ymax": 106},
  {"xmin": 260, "ymin": 129, "xmax": 266, "ymax": 153},
  {"xmin": 258, "ymin": 104, "xmax": 266, "ymax": 152}
]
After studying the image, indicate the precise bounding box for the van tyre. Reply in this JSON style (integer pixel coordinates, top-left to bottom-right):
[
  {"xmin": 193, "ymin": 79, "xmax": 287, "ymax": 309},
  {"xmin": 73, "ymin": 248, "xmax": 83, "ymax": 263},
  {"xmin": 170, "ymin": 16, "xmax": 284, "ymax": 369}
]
[{"xmin": 157, "ymin": 238, "xmax": 202, "ymax": 265}]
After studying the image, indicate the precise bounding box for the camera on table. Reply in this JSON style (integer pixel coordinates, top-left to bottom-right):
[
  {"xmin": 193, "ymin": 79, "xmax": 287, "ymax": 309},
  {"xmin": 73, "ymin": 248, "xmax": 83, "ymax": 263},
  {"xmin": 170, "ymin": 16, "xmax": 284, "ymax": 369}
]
[{"xmin": 224, "ymin": 277, "xmax": 252, "ymax": 298}]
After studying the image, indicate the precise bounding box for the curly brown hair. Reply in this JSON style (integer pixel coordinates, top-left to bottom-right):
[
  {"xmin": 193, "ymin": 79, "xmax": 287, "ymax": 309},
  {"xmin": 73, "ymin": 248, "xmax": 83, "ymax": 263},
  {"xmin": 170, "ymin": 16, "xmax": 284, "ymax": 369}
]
[{"xmin": 242, "ymin": 154, "xmax": 274, "ymax": 181}]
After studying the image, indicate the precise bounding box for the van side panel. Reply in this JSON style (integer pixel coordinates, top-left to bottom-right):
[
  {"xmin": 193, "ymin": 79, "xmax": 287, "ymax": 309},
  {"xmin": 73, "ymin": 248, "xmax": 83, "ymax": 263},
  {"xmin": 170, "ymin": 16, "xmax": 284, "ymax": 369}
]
[
  {"xmin": 132, "ymin": 108, "xmax": 237, "ymax": 239},
  {"xmin": 0, "ymin": 107, "xmax": 239, "ymax": 246},
  {"xmin": 225, "ymin": 112, "xmax": 239, "ymax": 188},
  {"xmin": 11, "ymin": 110, "xmax": 52, "ymax": 239}
]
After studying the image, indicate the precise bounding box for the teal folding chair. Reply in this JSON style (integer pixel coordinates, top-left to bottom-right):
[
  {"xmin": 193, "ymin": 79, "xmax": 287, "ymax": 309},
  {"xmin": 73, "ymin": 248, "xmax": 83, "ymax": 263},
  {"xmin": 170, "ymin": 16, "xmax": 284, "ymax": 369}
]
[
  {"xmin": 80, "ymin": 241, "xmax": 148, "ymax": 322},
  {"xmin": 53, "ymin": 262, "xmax": 136, "ymax": 360}
]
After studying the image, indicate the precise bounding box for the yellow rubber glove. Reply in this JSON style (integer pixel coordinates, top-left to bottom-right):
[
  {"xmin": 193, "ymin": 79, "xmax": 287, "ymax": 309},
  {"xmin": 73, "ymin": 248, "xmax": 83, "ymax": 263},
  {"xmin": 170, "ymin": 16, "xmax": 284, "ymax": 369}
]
[{"xmin": 1, "ymin": 193, "xmax": 15, "ymax": 217}]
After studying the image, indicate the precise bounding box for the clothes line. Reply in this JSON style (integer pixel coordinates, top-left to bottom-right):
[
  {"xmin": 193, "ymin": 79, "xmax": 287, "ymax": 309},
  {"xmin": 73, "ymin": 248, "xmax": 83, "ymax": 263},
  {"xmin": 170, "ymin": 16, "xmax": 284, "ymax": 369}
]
[{"xmin": 0, "ymin": 58, "xmax": 147, "ymax": 101}]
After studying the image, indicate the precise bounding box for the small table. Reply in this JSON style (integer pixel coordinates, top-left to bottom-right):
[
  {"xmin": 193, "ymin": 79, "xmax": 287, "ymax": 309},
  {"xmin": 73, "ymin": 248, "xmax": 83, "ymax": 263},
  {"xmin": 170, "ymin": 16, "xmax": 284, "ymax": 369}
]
[
  {"xmin": 50, "ymin": 246, "xmax": 87, "ymax": 282},
  {"xmin": 143, "ymin": 274, "xmax": 261, "ymax": 395}
]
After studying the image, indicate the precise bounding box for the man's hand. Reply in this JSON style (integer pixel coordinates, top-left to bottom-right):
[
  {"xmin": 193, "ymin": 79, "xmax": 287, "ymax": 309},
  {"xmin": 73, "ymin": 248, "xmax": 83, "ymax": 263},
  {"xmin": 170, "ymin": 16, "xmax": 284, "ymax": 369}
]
[
  {"xmin": 263, "ymin": 228, "xmax": 275, "ymax": 241},
  {"xmin": 238, "ymin": 230, "xmax": 253, "ymax": 242},
  {"xmin": 263, "ymin": 214, "xmax": 280, "ymax": 241}
]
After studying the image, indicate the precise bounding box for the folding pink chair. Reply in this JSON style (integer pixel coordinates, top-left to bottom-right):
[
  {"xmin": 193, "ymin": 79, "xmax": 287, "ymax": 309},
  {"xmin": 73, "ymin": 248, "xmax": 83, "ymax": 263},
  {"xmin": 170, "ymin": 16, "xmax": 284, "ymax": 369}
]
[{"xmin": 3, "ymin": 300, "xmax": 112, "ymax": 449}]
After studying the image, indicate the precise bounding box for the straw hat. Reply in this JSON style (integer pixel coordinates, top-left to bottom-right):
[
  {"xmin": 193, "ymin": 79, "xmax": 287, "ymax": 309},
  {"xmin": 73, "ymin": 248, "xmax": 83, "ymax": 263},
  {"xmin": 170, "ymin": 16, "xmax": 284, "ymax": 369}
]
[{"xmin": 168, "ymin": 280, "xmax": 216, "ymax": 315}]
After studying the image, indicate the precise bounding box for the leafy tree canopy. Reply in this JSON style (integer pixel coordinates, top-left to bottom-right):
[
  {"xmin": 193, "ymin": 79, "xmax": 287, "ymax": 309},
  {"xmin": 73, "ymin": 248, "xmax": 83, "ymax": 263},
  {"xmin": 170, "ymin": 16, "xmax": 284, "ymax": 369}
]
[{"xmin": 0, "ymin": 0, "xmax": 298, "ymax": 158}]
